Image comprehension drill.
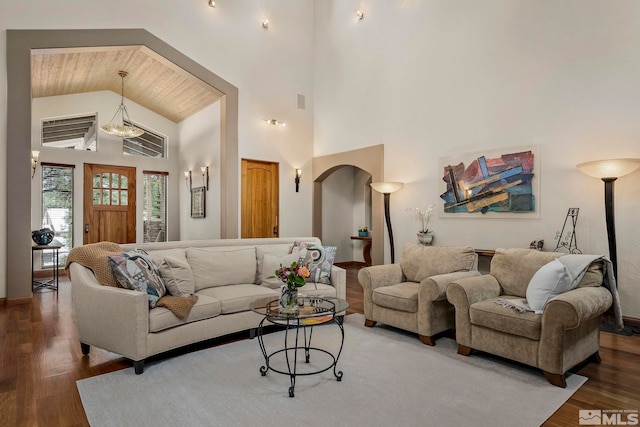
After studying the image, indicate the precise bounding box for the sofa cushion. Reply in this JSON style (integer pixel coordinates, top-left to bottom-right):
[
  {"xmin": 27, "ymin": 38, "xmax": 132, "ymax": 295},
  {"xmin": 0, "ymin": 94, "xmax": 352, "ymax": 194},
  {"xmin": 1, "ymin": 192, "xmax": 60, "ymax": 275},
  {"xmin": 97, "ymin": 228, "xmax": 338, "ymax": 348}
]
[
  {"xmin": 303, "ymin": 244, "xmax": 337, "ymax": 284},
  {"xmin": 256, "ymin": 245, "xmax": 295, "ymax": 284},
  {"xmin": 470, "ymin": 297, "xmax": 542, "ymax": 340},
  {"xmin": 372, "ymin": 282, "xmax": 419, "ymax": 313},
  {"xmin": 298, "ymin": 282, "xmax": 337, "ymax": 298},
  {"xmin": 147, "ymin": 248, "xmax": 187, "ymax": 267},
  {"xmin": 149, "ymin": 294, "xmax": 221, "ymax": 333},
  {"xmin": 260, "ymin": 252, "xmax": 302, "ymax": 289},
  {"xmin": 197, "ymin": 284, "xmax": 277, "ymax": 314},
  {"xmin": 400, "ymin": 244, "xmax": 477, "ymax": 283},
  {"xmin": 491, "ymin": 248, "xmax": 562, "ymax": 298},
  {"xmin": 187, "ymin": 247, "xmax": 257, "ymax": 291},
  {"xmin": 107, "ymin": 249, "xmax": 166, "ymax": 308},
  {"xmin": 157, "ymin": 255, "xmax": 195, "ymax": 296}
]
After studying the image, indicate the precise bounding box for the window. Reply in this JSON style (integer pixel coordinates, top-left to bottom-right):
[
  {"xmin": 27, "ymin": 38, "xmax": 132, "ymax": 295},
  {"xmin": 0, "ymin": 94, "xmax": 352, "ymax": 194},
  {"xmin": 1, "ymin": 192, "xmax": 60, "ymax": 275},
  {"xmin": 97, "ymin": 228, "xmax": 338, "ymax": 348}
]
[
  {"xmin": 42, "ymin": 114, "xmax": 97, "ymax": 151},
  {"xmin": 143, "ymin": 171, "xmax": 168, "ymax": 243},
  {"xmin": 41, "ymin": 164, "xmax": 74, "ymax": 267},
  {"xmin": 123, "ymin": 120, "xmax": 166, "ymax": 158}
]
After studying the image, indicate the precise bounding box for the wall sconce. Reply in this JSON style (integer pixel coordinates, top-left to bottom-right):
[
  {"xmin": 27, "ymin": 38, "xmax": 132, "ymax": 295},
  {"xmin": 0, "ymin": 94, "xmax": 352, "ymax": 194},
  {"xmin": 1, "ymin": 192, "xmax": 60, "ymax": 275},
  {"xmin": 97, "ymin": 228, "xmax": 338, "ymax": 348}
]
[
  {"xmin": 185, "ymin": 170, "xmax": 192, "ymax": 191},
  {"xmin": 208, "ymin": 0, "xmax": 215, "ymax": 7},
  {"xmin": 262, "ymin": 20, "xmax": 269, "ymax": 29},
  {"xmin": 201, "ymin": 166, "xmax": 210, "ymax": 190},
  {"xmin": 295, "ymin": 169, "xmax": 302, "ymax": 192},
  {"xmin": 265, "ymin": 119, "xmax": 286, "ymax": 127},
  {"xmin": 576, "ymin": 158, "xmax": 640, "ymax": 280},
  {"xmin": 31, "ymin": 150, "xmax": 40, "ymax": 178},
  {"xmin": 356, "ymin": 10, "xmax": 364, "ymax": 20},
  {"xmin": 370, "ymin": 182, "xmax": 404, "ymax": 263}
]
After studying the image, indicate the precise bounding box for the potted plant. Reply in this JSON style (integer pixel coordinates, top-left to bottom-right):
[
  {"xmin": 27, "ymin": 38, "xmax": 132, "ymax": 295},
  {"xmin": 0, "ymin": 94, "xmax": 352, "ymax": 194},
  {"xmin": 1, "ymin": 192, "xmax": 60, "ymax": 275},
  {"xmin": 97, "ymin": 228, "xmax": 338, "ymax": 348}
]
[
  {"xmin": 358, "ymin": 226, "xmax": 369, "ymax": 237},
  {"xmin": 405, "ymin": 204, "xmax": 435, "ymax": 245}
]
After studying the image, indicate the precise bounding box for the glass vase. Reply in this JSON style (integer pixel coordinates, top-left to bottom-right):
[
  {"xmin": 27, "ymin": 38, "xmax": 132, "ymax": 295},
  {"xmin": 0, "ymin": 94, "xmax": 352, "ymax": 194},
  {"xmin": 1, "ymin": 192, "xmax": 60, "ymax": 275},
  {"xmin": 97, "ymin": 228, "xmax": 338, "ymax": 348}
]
[{"xmin": 279, "ymin": 286, "xmax": 299, "ymax": 311}]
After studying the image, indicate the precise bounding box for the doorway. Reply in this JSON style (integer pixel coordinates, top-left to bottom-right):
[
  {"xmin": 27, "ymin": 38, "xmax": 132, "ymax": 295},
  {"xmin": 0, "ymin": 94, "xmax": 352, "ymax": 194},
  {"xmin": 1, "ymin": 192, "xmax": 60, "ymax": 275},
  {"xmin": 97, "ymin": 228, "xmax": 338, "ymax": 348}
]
[
  {"xmin": 241, "ymin": 159, "xmax": 279, "ymax": 238},
  {"xmin": 83, "ymin": 163, "xmax": 136, "ymax": 244},
  {"xmin": 312, "ymin": 145, "xmax": 385, "ymax": 265}
]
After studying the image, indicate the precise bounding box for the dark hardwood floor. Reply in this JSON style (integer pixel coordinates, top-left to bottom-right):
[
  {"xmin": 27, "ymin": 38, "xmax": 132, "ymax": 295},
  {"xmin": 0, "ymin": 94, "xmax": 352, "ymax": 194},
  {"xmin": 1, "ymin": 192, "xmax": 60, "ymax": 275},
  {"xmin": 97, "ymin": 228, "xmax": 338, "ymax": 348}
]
[{"xmin": 1, "ymin": 263, "xmax": 638, "ymax": 426}]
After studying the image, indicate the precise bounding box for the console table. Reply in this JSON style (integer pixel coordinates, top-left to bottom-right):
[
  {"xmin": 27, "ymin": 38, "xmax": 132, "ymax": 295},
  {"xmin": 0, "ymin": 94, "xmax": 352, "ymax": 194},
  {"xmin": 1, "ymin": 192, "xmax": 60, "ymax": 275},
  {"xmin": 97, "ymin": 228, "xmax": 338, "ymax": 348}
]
[
  {"xmin": 350, "ymin": 236, "xmax": 372, "ymax": 266},
  {"xmin": 32, "ymin": 243, "xmax": 62, "ymax": 292}
]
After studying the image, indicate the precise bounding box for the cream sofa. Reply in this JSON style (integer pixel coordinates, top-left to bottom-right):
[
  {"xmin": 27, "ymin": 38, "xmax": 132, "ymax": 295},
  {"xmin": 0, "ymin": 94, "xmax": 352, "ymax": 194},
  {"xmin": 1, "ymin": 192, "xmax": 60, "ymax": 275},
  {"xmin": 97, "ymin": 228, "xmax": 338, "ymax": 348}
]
[{"xmin": 69, "ymin": 237, "xmax": 345, "ymax": 374}]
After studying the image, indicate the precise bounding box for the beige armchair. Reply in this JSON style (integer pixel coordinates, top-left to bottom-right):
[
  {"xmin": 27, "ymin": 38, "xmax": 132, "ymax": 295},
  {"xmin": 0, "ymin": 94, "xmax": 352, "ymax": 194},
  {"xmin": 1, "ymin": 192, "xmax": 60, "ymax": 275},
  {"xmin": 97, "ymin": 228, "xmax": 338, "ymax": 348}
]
[
  {"xmin": 358, "ymin": 244, "xmax": 479, "ymax": 345},
  {"xmin": 446, "ymin": 248, "xmax": 613, "ymax": 387}
]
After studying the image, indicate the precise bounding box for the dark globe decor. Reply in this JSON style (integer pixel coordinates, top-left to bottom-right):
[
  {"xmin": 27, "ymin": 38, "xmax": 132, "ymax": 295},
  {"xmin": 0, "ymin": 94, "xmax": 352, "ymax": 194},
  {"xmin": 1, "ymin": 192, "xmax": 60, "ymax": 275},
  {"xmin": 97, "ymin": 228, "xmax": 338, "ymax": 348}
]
[{"xmin": 32, "ymin": 227, "xmax": 55, "ymax": 245}]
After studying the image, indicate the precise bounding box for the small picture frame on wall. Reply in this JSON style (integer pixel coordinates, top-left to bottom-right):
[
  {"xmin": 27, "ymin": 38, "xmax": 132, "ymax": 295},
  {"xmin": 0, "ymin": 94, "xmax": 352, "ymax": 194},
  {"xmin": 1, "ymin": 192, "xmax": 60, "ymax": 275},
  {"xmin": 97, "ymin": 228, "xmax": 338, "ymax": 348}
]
[{"xmin": 191, "ymin": 187, "xmax": 206, "ymax": 218}]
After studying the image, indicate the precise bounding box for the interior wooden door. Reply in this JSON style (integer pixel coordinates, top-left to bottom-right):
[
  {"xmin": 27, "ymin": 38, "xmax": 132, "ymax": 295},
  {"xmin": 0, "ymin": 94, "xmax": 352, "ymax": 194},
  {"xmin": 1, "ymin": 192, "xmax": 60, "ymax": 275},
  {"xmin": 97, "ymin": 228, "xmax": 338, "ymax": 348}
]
[
  {"xmin": 83, "ymin": 163, "xmax": 136, "ymax": 244},
  {"xmin": 241, "ymin": 159, "xmax": 279, "ymax": 238}
]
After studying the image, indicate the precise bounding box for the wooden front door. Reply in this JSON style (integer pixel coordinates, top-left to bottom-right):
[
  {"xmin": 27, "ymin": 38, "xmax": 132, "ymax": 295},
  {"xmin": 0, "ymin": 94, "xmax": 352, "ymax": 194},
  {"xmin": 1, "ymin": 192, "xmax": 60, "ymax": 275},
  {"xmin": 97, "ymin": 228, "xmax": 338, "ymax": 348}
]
[
  {"xmin": 83, "ymin": 163, "xmax": 136, "ymax": 244},
  {"xmin": 241, "ymin": 159, "xmax": 279, "ymax": 238}
]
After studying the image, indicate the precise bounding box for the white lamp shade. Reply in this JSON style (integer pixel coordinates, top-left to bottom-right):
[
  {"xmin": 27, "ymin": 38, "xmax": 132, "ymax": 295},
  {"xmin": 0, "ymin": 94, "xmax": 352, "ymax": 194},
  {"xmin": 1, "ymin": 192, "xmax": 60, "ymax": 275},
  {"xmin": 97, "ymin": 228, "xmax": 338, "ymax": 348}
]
[
  {"xmin": 370, "ymin": 182, "xmax": 404, "ymax": 194},
  {"xmin": 576, "ymin": 158, "xmax": 640, "ymax": 179}
]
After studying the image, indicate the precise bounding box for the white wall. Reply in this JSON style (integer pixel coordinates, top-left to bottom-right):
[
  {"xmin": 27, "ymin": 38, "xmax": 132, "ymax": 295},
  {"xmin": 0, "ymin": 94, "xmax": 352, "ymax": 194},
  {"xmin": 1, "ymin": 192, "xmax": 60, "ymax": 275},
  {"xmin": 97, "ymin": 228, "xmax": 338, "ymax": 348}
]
[
  {"xmin": 313, "ymin": 1, "xmax": 640, "ymax": 317},
  {"xmin": 179, "ymin": 101, "xmax": 221, "ymax": 240},
  {"xmin": 351, "ymin": 168, "xmax": 371, "ymax": 262},
  {"xmin": 322, "ymin": 166, "xmax": 355, "ymax": 263},
  {"xmin": 31, "ymin": 91, "xmax": 181, "ymax": 247},
  {"xmin": 0, "ymin": 0, "xmax": 316, "ymax": 298}
]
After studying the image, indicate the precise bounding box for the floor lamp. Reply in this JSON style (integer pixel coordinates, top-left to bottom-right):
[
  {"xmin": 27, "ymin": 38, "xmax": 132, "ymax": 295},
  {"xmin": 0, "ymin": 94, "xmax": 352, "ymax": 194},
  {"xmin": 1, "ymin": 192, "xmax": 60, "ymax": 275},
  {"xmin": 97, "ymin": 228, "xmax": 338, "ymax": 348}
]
[
  {"xmin": 370, "ymin": 182, "xmax": 404, "ymax": 263},
  {"xmin": 576, "ymin": 158, "xmax": 640, "ymax": 279}
]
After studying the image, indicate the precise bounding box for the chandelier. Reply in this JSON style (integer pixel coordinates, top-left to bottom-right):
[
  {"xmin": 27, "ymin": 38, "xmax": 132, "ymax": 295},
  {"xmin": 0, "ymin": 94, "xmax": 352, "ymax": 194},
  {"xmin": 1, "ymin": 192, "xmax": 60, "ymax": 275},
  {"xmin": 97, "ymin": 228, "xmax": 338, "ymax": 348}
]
[{"xmin": 100, "ymin": 71, "xmax": 144, "ymax": 138}]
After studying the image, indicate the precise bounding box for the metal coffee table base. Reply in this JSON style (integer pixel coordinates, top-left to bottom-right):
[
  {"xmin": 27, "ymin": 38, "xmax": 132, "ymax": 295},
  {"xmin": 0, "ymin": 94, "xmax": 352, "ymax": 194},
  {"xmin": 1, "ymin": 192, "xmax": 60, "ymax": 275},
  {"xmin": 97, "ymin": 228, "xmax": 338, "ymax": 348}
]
[{"xmin": 257, "ymin": 317, "xmax": 345, "ymax": 398}]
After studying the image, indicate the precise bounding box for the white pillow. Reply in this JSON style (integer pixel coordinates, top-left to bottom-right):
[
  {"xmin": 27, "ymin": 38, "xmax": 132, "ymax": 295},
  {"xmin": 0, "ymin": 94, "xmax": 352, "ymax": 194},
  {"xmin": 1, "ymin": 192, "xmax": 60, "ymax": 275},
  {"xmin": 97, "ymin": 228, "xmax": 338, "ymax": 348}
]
[
  {"xmin": 260, "ymin": 252, "xmax": 301, "ymax": 289},
  {"xmin": 158, "ymin": 256, "xmax": 195, "ymax": 296},
  {"xmin": 526, "ymin": 259, "xmax": 573, "ymax": 314}
]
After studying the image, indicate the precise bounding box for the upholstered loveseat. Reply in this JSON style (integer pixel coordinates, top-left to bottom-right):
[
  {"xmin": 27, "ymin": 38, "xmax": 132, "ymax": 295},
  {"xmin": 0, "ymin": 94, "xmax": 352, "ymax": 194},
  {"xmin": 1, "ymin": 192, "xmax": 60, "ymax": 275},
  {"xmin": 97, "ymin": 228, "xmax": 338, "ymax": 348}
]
[
  {"xmin": 446, "ymin": 248, "xmax": 616, "ymax": 387},
  {"xmin": 68, "ymin": 237, "xmax": 345, "ymax": 374},
  {"xmin": 358, "ymin": 244, "xmax": 480, "ymax": 345}
]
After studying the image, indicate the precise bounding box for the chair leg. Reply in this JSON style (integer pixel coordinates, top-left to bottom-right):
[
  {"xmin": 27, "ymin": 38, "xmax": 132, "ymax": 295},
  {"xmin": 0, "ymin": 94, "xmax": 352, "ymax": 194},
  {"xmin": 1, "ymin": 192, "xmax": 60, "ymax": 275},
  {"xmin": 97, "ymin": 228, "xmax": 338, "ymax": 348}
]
[
  {"xmin": 419, "ymin": 335, "xmax": 436, "ymax": 346},
  {"xmin": 364, "ymin": 319, "xmax": 377, "ymax": 327},
  {"xmin": 134, "ymin": 360, "xmax": 145, "ymax": 375},
  {"xmin": 457, "ymin": 344, "xmax": 472, "ymax": 356},
  {"xmin": 80, "ymin": 342, "xmax": 90, "ymax": 355},
  {"xmin": 589, "ymin": 351, "xmax": 602, "ymax": 364},
  {"xmin": 543, "ymin": 371, "xmax": 567, "ymax": 388}
]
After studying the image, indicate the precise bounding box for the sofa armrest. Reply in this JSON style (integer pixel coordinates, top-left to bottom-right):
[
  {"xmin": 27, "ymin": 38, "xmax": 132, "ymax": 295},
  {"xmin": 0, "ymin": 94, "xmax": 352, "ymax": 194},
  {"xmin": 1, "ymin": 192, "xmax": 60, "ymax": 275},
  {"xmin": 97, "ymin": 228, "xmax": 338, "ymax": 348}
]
[
  {"xmin": 357, "ymin": 264, "xmax": 404, "ymax": 319},
  {"xmin": 330, "ymin": 265, "xmax": 347, "ymax": 300},
  {"xmin": 446, "ymin": 275, "xmax": 501, "ymax": 347},
  {"xmin": 542, "ymin": 286, "xmax": 613, "ymax": 331},
  {"xmin": 420, "ymin": 270, "xmax": 482, "ymax": 302},
  {"xmin": 539, "ymin": 286, "xmax": 613, "ymax": 374},
  {"xmin": 69, "ymin": 262, "xmax": 149, "ymax": 361}
]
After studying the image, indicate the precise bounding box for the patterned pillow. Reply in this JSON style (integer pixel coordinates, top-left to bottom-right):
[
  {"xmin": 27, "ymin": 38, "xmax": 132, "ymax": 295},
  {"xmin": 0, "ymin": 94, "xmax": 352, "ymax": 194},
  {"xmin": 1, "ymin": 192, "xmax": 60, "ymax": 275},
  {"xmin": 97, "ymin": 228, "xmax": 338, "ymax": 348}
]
[
  {"xmin": 293, "ymin": 242, "xmax": 336, "ymax": 285},
  {"xmin": 108, "ymin": 249, "xmax": 167, "ymax": 308}
]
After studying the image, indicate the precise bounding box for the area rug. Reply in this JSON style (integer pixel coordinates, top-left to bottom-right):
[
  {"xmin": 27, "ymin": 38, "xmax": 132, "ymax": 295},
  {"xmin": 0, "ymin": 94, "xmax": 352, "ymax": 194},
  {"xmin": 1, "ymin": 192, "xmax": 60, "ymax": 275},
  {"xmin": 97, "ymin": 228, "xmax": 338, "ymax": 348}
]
[{"xmin": 77, "ymin": 314, "xmax": 586, "ymax": 427}]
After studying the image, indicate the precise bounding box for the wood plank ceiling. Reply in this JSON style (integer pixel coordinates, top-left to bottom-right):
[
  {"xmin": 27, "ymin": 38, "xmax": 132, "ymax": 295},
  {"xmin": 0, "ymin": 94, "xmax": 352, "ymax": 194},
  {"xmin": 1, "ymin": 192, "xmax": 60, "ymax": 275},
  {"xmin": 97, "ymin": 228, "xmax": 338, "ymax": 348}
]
[{"xmin": 31, "ymin": 45, "xmax": 223, "ymax": 123}]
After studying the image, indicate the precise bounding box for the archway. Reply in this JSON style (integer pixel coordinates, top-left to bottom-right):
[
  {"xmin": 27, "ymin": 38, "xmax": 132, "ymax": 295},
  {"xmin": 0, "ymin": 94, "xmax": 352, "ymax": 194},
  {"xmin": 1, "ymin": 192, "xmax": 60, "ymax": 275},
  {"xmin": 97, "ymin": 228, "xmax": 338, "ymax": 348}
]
[
  {"xmin": 312, "ymin": 145, "xmax": 385, "ymax": 265},
  {"xmin": 6, "ymin": 29, "xmax": 239, "ymax": 299}
]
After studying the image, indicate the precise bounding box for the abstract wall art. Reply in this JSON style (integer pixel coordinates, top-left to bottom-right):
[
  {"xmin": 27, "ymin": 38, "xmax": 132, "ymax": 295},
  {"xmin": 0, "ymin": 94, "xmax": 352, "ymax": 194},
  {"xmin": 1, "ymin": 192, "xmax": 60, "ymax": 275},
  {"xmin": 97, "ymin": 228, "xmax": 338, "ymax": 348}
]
[{"xmin": 439, "ymin": 146, "xmax": 539, "ymax": 218}]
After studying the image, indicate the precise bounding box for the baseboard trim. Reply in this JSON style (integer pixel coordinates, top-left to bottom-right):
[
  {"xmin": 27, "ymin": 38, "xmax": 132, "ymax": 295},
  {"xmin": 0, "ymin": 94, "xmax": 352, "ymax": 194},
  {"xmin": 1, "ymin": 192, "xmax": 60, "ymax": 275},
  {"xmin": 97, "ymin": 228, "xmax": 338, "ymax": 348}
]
[
  {"xmin": 3, "ymin": 296, "xmax": 33, "ymax": 306},
  {"xmin": 335, "ymin": 261, "xmax": 368, "ymax": 268},
  {"xmin": 623, "ymin": 316, "xmax": 640, "ymax": 328}
]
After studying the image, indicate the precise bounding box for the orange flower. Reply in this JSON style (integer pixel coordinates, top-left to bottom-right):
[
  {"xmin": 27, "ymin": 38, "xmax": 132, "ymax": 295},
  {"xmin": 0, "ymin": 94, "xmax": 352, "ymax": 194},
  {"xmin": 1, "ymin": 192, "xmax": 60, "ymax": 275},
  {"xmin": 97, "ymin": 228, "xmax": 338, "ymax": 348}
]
[{"xmin": 297, "ymin": 265, "xmax": 310, "ymax": 278}]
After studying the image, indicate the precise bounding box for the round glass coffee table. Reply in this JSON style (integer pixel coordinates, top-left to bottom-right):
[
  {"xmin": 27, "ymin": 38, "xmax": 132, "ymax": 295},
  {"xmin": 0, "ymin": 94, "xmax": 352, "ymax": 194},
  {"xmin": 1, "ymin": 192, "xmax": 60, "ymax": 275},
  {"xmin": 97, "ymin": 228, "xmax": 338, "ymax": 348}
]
[{"xmin": 249, "ymin": 296, "xmax": 349, "ymax": 397}]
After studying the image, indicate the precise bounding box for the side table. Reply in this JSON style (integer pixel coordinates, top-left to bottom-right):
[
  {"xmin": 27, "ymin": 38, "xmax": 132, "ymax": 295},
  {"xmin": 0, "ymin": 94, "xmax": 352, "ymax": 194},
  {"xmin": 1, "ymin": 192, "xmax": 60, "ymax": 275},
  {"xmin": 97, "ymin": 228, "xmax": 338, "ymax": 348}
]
[
  {"xmin": 350, "ymin": 236, "xmax": 372, "ymax": 266},
  {"xmin": 32, "ymin": 244, "xmax": 62, "ymax": 292}
]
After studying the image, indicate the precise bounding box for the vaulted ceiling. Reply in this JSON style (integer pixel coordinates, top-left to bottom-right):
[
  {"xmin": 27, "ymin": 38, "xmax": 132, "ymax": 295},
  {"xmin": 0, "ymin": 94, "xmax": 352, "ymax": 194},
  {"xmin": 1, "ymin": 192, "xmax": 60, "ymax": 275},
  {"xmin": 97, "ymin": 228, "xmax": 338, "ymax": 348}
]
[{"xmin": 31, "ymin": 45, "xmax": 223, "ymax": 123}]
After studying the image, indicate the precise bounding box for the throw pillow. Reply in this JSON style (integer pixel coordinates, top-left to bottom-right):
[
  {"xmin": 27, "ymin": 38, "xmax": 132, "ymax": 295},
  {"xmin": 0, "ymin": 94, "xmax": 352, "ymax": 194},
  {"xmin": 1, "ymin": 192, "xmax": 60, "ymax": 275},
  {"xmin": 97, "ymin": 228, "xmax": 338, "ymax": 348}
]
[
  {"xmin": 158, "ymin": 256, "xmax": 195, "ymax": 296},
  {"xmin": 526, "ymin": 259, "xmax": 573, "ymax": 314},
  {"xmin": 302, "ymin": 244, "xmax": 336, "ymax": 285},
  {"xmin": 260, "ymin": 252, "xmax": 301, "ymax": 289},
  {"xmin": 108, "ymin": 249, "xmax": 167, "ymax": 308}
]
